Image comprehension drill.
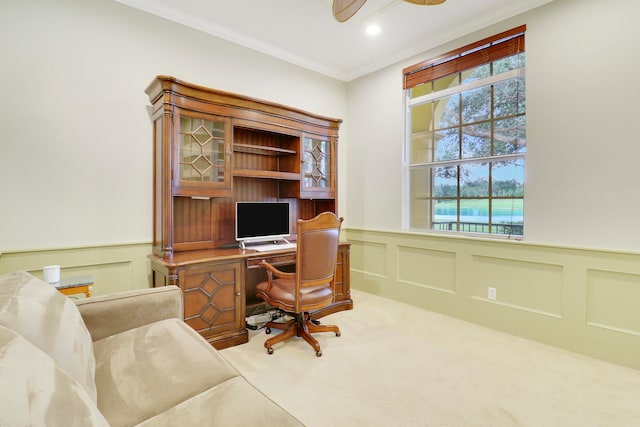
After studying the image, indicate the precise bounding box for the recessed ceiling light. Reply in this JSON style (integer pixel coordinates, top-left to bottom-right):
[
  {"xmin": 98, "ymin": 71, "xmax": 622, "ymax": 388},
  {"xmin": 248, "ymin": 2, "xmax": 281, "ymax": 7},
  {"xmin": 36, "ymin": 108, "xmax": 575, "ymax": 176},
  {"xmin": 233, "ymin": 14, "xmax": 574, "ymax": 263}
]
[{"xmin": 366, "ymin": 23, "xmax": 381, "ymax": 36}]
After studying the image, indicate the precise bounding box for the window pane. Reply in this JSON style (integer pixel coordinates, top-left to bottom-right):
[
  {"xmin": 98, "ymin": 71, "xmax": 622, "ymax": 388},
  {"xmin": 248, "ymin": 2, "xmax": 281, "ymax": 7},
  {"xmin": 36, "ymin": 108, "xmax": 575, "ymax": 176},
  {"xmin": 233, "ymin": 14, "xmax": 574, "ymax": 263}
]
[
  {"xmin": 434, "ymin": 128, "xmax": 459, "ymax": 161},
  {"xmin": 494, "ymin": 116, "xmax": 526, "ymax": 154},
  {"xmin": 409, "ymin": 168, "xmax": 431, "ymax": 229},
  {"xmin": 411, "ymin": 198, "xmax": 429, "ymax": 229},
  {"xmin": 411, "ymin": 102, "xmax": 433, "ymax": 134},
  {"xmin": 491, "ymin": 199, "xmax": 523, "ymax": 236},
  {"xmin": 460, "ymin": 199, "xmax": 489, "ymax": 231},
  {"xmin": 493, "ymin": 53, "xmax": 525, "ymax": 73},
  {"xmin": 461, "ymin": 163, "xmax": 489, "ymax": 197},
  {"xmin": 492, "ymin": 159, "xmax": 524, "ymax": 197},
  {"xmin": 461, "ymin": 63, "xmax": 491, "ymax": 84},
  {"xmin": 461, "ymin": 86, "xmax": 492, "ymax": 124},
  {"xmin": 434, "ymin": 74, "xmax": 459, "ymax": 92},
  {"xmin": 410, "ymin": 102, "xmax": 433, "ymax": 164},
  {"xmin": 433, "ymin": 166, "xmax": 457, "ymax": 197},
  {"xmin": 494, "ymin": 77, "xmax": 525, "ymax": 118},
  {"xmin": 410, "ymin": 168, "xmax": 429, "ymax": 199},
  {"xmin": 462, "ymin": 122, "xmax": 491, "ymax": 158},
  {"xmin": 435, "ymin": 95, "xmax": 459, "ymax": 128},
  {"xmin": 410, "ymin": 83, "xmax": 432, "ymax": 99},
  {"xmin": 433, "ymin": 199, "xmax": 457, "ymax": 229},
  {"xmin": 411, "ymin": 132, "xmax": 432, "ymax": 164},
  {"xmin": 410, "ymin": 168, "xmax": 429, "ymax": 228}
]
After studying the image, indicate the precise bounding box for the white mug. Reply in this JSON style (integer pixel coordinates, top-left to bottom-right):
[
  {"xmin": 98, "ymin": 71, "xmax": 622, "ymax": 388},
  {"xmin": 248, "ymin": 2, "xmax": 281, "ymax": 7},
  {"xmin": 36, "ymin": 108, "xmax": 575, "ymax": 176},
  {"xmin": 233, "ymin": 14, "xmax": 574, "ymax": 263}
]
[{"xmin": 43, "ymin": 265, "xmax": 61, "ymax": 284}]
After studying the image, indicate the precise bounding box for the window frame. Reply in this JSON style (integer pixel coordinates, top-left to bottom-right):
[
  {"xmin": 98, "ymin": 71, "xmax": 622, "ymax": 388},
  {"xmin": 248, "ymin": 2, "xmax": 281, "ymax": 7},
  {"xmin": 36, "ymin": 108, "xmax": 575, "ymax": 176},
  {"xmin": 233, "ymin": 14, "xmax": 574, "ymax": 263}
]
[{"xmin": 403, "ymin": 27, "xmax": 526, "ymax": 238}]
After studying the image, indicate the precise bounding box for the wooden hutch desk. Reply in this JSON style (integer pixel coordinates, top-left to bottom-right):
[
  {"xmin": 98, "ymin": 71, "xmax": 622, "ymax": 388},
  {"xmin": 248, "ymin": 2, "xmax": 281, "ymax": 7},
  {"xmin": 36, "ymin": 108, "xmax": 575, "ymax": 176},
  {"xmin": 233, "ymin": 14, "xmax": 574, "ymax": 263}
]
[
  {"xmin": 146, "ymin": 76, "xmax": 352, "ymax": 350},
  {"xmin": 150, "ymin": 243, "xmax": 351, "ymax": 349}
]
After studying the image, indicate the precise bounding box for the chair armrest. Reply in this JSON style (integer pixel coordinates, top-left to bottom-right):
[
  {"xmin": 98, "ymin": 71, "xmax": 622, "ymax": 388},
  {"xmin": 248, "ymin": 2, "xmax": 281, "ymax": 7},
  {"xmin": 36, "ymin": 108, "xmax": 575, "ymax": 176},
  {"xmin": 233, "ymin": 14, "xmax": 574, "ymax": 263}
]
[
  {"xmin": 75, "ymin": 286, "xmax": 183, "ymax": 341},
  {"xmin": 260, "ymin": 260, "xmax": 295, "ymax": 279}
]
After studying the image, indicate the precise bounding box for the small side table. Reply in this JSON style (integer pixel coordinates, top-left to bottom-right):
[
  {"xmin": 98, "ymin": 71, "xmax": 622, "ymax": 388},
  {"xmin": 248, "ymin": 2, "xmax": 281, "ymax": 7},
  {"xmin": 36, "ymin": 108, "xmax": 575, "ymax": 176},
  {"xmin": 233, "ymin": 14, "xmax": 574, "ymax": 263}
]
[{"xmin": 54, "ymin": 275, "xmax": 93, "ymax": 298}]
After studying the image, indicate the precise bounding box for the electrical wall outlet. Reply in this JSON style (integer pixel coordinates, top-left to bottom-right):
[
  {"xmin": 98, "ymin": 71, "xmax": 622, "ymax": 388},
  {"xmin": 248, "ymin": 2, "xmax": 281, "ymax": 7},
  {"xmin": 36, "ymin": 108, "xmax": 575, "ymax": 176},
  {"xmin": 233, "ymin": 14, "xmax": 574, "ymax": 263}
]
[{"xmin": 488, "ymin": 287, "xmax": 497, "ymax": 301}]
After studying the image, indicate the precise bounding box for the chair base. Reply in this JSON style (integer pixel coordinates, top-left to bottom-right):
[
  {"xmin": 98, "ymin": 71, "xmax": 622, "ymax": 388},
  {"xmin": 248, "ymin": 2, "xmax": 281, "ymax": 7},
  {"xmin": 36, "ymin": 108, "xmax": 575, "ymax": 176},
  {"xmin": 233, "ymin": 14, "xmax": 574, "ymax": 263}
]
[{"xmin": 264, "ymin": 313, "xmax": 340, "ymax": 357}]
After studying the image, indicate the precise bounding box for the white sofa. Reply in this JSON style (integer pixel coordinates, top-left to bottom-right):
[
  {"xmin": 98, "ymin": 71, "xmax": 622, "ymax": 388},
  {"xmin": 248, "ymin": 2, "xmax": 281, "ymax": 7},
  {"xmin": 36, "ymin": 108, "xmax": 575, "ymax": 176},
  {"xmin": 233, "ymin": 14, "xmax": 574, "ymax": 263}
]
[{"xmin": 0, "ymin": 271, "xmax": 302, "ymax": 426}]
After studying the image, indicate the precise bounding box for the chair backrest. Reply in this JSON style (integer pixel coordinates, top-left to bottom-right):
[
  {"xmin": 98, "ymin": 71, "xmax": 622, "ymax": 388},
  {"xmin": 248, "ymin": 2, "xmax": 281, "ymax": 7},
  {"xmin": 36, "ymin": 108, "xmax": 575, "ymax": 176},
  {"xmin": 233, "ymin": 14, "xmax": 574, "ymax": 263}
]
[{"xmin": 295, "ymin": 212, "xmax": 343, "ymax": 299}]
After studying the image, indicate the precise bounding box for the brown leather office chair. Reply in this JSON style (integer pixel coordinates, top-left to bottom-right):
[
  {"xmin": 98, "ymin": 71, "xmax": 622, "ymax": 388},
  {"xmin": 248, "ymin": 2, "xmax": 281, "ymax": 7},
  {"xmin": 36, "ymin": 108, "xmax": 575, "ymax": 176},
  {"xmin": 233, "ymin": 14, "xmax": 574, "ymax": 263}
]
[{"xmin": 256, "ymin": 212, "xmax": 344, "ymax": 357}]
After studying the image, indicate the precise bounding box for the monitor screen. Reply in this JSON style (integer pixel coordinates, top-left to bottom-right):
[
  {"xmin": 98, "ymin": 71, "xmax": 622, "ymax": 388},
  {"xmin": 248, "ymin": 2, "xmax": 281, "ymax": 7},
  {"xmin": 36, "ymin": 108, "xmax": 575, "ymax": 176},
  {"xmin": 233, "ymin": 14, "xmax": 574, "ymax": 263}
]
[{"xmin": 235, "ymin": 201, "xmax": 290, "ymax": 244}]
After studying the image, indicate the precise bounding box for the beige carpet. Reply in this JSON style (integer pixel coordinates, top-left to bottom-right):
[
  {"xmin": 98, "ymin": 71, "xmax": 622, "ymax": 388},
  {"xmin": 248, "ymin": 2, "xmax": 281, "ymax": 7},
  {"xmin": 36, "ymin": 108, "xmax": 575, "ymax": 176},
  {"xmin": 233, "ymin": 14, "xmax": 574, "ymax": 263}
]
[{"xmin": 220, "ymin": 289, "xmax": 640, "ymax": 426}]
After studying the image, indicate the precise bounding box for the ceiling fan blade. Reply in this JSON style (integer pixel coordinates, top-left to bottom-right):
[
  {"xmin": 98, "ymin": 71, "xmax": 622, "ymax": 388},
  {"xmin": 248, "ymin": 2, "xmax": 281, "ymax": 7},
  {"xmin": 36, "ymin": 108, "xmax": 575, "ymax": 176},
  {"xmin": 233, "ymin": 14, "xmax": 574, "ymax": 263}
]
[
  {"xmin": 404, "ymin": 0, "xmax": 446, "ymax": 4},
  {"xmin": 333, "ymin": 0, "xmax": 368, "ymax": 22}
]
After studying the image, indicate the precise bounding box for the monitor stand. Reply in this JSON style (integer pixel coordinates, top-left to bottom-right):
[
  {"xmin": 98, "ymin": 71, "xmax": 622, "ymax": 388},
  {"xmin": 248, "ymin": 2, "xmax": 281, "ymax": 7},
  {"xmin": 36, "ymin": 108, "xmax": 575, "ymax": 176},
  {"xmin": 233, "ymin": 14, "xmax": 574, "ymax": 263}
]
[{"xmin": 239, "ymin": 238, "xmax": 291, "ymax": 251}]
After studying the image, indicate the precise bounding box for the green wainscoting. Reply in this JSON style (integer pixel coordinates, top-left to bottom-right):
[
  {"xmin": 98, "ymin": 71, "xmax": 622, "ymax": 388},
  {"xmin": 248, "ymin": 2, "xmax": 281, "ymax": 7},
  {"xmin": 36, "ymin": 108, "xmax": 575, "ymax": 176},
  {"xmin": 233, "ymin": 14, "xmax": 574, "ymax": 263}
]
[
  {"xmin": 2, "ymin": 235, "xmax": 638, "ymax": 370},
  {"xmin": 346, "ymin": 228, "xmax": 640, "ymax": 370},
  {"xmin": 0, "ymin": 243, "xmax": 152, "ymax": 297}
]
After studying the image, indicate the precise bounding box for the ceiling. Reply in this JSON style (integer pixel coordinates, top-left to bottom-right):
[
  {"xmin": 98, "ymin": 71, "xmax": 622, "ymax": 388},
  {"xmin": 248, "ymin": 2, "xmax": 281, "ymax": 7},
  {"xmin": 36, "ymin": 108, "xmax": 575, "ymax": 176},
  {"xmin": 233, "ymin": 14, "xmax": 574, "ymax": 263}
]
[{"xmin": 115, "ymin": 0, "xmax": 555, "ymax": 81}]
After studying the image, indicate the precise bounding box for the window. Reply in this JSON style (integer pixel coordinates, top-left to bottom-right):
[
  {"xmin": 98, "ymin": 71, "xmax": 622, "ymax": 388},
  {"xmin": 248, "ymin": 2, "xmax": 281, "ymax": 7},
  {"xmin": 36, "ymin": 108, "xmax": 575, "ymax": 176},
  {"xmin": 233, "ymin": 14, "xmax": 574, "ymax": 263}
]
[{"xmin": 403, "ymin": 26, "xmax": 526, "ymax": 237}]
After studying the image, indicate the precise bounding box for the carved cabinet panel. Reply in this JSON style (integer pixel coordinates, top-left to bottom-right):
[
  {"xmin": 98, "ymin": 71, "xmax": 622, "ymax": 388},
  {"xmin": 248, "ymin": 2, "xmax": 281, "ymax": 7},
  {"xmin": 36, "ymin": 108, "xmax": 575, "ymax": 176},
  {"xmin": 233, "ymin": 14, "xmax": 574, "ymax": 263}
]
[
  {"xmin": 172, "ymin": 110, "xmax": 232, "ymax": 197},
  {"xmin": 175, "ymin": 260, "xmax": 247, "ymax": 349},
  {"xmin": 300, "ymin": 134, "xmax": 336, "ymax": 199}
]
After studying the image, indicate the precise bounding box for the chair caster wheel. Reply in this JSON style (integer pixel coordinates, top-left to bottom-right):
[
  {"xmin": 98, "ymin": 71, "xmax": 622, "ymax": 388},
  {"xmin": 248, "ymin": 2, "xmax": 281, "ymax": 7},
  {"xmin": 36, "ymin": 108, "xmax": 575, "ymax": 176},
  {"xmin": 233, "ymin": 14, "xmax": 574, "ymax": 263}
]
[
  {"xmin": 267, "ymin": 347, "xmax": 274, "ymax": 355},
  {"xmin": 315, "ymin": 350, "xmax": 322, "ymax": 357},
  {"xmin": 265, "ymin": 327, "xmax": 271, "ymax": 334},
  {"xmin": 336, "ymin": 331, "xmax": 341, "ymax": 337}
]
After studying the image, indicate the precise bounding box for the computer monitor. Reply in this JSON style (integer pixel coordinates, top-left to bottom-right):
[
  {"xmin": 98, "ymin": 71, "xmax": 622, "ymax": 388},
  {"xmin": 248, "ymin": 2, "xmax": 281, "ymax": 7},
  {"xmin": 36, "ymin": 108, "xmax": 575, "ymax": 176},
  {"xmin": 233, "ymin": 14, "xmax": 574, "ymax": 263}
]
[{"xmin": 235, "ymin": 201, "xmax": 290, "ymax": 247}]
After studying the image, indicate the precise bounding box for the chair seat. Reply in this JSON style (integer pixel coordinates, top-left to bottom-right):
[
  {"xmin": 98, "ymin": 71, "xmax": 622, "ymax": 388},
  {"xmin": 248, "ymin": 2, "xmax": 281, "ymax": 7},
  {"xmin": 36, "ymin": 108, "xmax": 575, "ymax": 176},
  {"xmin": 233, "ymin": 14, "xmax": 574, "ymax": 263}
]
[{"xmin": 256, "ymin": 279, "xmax": 333, "ymax": 312}]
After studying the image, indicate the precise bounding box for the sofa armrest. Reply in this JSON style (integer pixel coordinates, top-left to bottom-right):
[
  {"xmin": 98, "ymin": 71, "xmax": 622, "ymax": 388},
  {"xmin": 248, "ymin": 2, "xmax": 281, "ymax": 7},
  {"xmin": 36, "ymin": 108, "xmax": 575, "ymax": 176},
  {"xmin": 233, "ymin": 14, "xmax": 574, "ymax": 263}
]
[{"xmin": 75, "ymin": 286, "xmax": 183, "ymax": 341}]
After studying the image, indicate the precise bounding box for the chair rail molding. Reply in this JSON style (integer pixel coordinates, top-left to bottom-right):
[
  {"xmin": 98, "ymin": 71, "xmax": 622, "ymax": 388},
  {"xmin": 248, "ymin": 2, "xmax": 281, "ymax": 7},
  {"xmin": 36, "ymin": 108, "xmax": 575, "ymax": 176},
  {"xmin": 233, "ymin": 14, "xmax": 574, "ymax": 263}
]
[{"xmin": 0, "ymin": 242, "xmax": 152, "ymax": 296}]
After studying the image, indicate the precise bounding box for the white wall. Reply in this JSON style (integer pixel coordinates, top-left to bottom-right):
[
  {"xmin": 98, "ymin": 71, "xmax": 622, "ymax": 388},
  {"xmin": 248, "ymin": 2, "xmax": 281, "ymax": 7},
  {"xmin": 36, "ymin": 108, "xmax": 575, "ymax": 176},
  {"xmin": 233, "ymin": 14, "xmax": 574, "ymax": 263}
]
[
  {"xmin": 0, "ymin": 0, "xmax": 347, "ymax": 251},
  {"xmin": 3, "ymin": 0, "xmax": 639, "ymax": 254},
  {"xmin": 346, "ymin": 0, "xmax": 640, "ymax": 252}
]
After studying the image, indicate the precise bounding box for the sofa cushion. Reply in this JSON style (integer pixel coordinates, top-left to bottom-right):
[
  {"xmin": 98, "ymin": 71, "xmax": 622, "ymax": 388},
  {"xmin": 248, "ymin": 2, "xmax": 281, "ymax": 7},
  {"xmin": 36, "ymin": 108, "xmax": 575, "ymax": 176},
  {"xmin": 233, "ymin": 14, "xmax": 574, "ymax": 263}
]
[
  {"xmin": 94, "ymin": 317, "xmax": 240, "ymax": 426},
  {"xmin": 0, "ymin": 271, "xmax": 97, "ymax": 402},
  {"xmin": 0, "ymin": 326, "xmax": 108, "ymax": 427},
  {"xmin": 136, "ymin": 376, "xmax": 303, "ymax": 426}
]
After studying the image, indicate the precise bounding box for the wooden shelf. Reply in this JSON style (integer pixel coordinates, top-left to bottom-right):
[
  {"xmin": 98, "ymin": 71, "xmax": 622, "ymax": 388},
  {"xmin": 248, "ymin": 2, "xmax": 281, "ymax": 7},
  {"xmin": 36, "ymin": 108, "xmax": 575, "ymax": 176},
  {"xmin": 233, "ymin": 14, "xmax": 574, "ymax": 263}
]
[
  {"xmin": 233, "ymin": 143, "xmax": 296, "ymax": 156},
  {"xmin": 233, "ymin": 169, "xmax": 300, "ymax": 180}
]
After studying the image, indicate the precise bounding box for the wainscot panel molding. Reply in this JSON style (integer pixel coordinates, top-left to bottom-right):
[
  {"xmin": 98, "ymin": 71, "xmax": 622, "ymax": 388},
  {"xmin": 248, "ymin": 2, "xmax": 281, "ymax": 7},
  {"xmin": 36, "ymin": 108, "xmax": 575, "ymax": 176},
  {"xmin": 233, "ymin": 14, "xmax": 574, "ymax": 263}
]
[
  {"xmin": 0, "ymin": 243, "xmax": 152, "ymax": 297},
  {"xmin": 346, "ymin": 228, "xmax": 640, "ymax": 370}
]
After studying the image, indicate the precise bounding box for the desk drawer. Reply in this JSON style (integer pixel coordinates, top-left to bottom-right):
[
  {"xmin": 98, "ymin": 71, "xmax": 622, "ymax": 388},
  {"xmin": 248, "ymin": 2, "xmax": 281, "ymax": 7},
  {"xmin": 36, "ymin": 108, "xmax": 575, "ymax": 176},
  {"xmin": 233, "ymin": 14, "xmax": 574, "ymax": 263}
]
[{"xmin": 247, "ymin": 253, "xmax": 296, "ymax": 268}]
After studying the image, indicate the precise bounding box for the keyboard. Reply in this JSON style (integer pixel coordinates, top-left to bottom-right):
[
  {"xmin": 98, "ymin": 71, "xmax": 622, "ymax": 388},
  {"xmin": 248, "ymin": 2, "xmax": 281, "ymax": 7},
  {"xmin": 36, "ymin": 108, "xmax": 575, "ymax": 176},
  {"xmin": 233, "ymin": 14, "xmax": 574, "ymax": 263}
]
[{"xmin": 250, "ymin": 242, "xmax": 297, "ymax": 252}]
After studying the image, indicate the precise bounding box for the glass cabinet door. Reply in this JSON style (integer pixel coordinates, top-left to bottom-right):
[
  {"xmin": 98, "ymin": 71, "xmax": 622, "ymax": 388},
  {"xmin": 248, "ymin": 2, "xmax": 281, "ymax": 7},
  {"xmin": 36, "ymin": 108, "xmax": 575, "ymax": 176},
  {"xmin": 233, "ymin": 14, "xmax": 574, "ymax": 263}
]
[
  {"xmin": 301, "ymin": 135, "xmax": 335, "ymax": 198},
  {"xmin": 174, "ymin": 111, "xmax": 231, "ymax": 196}
]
